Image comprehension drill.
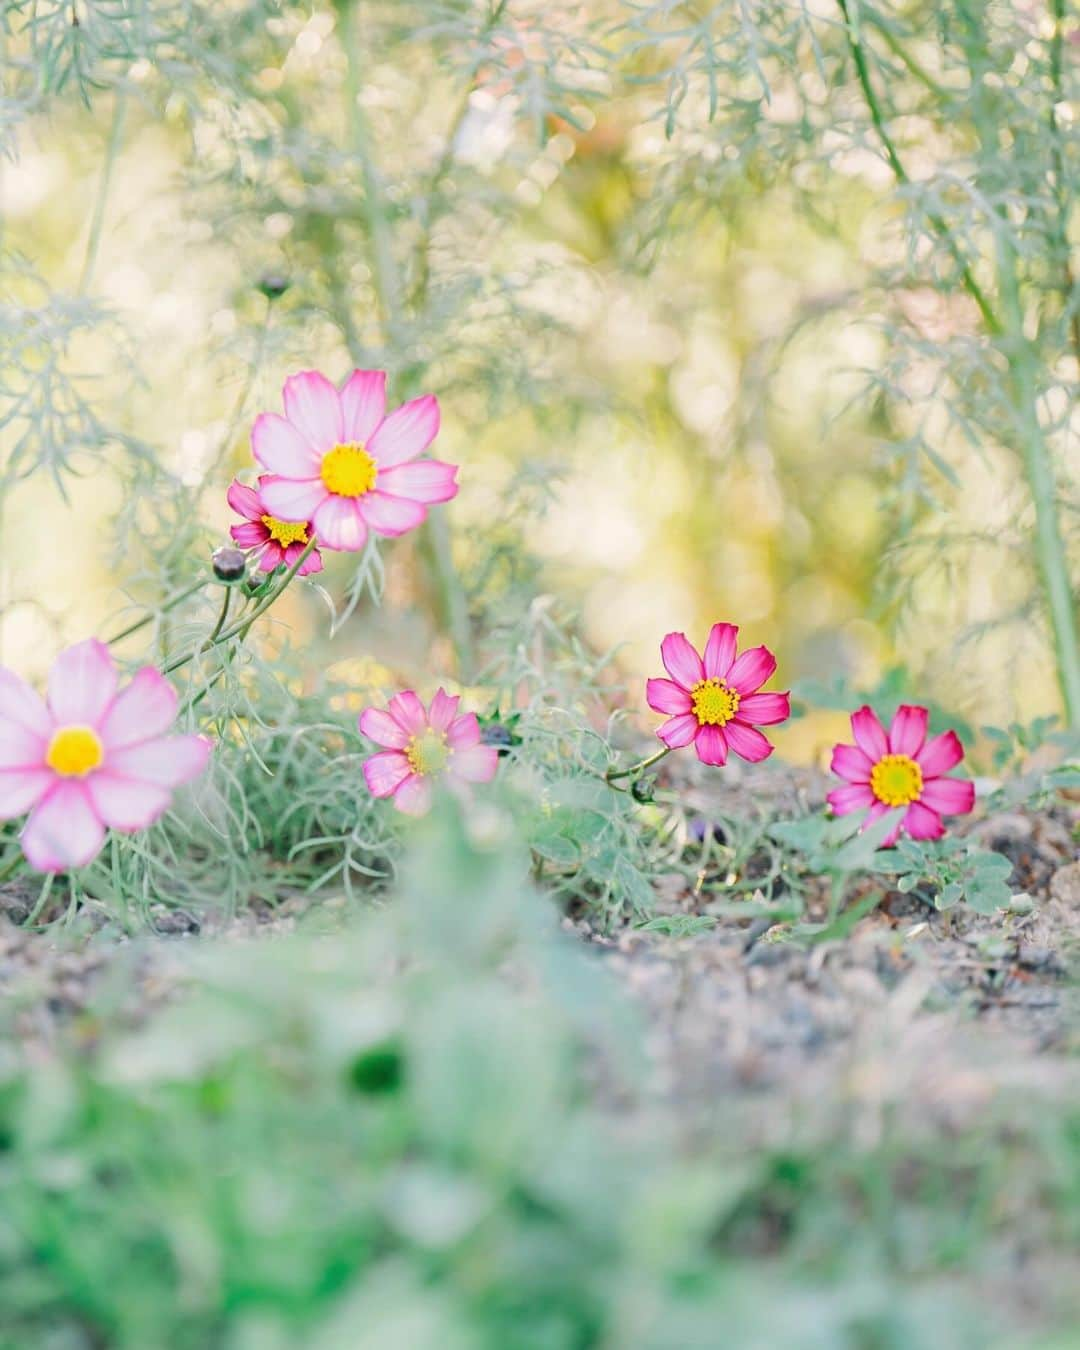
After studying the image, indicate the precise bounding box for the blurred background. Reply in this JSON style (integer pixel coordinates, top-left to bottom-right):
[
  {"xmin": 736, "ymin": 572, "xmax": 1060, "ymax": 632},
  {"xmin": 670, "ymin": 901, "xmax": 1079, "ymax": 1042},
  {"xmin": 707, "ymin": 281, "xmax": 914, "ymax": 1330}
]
[{"xmin": 2, "ymin": 1, "xmax": 1077, "ymax": 759}]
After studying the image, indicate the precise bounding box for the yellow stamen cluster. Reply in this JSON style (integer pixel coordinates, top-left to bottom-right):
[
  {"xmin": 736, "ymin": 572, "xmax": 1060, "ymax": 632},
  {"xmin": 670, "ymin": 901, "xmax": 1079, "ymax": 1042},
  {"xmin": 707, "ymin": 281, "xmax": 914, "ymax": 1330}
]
[
  {"xmin": 405, "ymin": 730, "xmax": 451, "ymax": 777},
  {"xmin": 261, "ymin": 515, "xmax": 309, "ymax": 547},
  {"xmin": 870, "ymin": 753, "xmax": 923, "ymax": 807},
  {"xmin": 46, "ymin": 725, "xmax": 104, "ymax": 778},
  {"xmin": 691, "ymin": 677, "xmax": 740, "ymax": 727},
  {"xmin": 320, "ymin": 443, "xmax": 378, "ymax": 497}
]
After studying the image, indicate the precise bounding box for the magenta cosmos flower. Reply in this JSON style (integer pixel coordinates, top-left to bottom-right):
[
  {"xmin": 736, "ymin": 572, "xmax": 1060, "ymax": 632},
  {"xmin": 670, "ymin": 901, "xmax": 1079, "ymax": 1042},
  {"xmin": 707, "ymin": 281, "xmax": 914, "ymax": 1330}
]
[
  {"xmin": 828, "ymin": 704, "xmax": 975, "ymax": 845},
  {"xmin": 252, "ymin": 370, "xmax": 457, "ymax": 553},
  {"xmin": 227, "ymin": 476, "xmax": 324, "ymax": 575},
  {"xmin": 0, "ymin": 640, "xmax": 210, "ymax": 872},
  {"xmin": 645, "ymin": 624, "xmax": 790, "ymax": 766},
  {"xmin": 360, "ymin": 688, "xmax": 498, "ymax": 817}
]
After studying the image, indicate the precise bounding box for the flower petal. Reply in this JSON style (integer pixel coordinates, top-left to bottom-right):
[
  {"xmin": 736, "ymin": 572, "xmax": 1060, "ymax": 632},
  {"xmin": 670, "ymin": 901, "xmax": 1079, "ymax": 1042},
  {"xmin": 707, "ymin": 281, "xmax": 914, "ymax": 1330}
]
[
  {"xmin": 282, "ymin": 371, "xmax": 343, "ymax": 449},
  {"xmin": 703, "ymin": 623, "xmax": 738, "ymax": 680},
  {"xmin": 285, "ymin": 540, "xmax": 323, "ymax": 575},
  {"xmin": 0, "ymin": 718, "xmax": 46, "ymax": 771},
  {"xmin": 830, "ymin": 742, "xmax": 874, "ymax": 784},
  {"xmin": 20, "ymin": 782, "xmax": 105, "ymax": 873},
  {"xmin": 359, "ymin": 708, "xmax": 411, "ymax": 750},
  {"xmin": 646, "ymin": 678, "xmax": 692, "ymax": 715},
  {"xmin": 447, "ymin": 713, "xmax": 482, "ymax": 749},
  {"xmin": 888, "ymin": 704, "xmax": 928, "ymax": 757},
  {"xmin": 393, "ymin": 773, "xmax": 433, "ymax": 816},
  {"xmin": 388, "ymin": 691, "xmax": 427, "ymax": 738},
  {"xmin": 311, "ymin": 495, "xmax": 368, "ymax": 552},
  {"xmin": 358, "ymin": 491, "xmax": 427, "ymax": 537},
  {"xmin": 100, "ymin": 667, "xmax": 179, "ymax": 751},
  {"xmin": 0, "ymin": 768, "xmax": 53, "ymax": 820},
  {"xmin": 657, "ymin": 713, "xmax": 699, "ymax": 748},
  {"xmin": 106, "ymin": 735, "xmax": 210, "ymax": 788},
  {"xmin": 727, "ymin": 645, "xmax": 776, "ymax": 696},
  {"xmin": 0, "ymin": 668, "xmax": 51, "ymax": 739},
  {"xmin": 851, "ymin": 705, "xmax": 888, "ymax": 760},
  {"xmin": 919, "ymin": 776, "xmax": 975, "ymax": 816},
  {"xmin": 659, "ymin": 632, "xmax": 704, "ymax": 689},
  {"xmin": 340, "ymin": 369, "xmax": 387, "ymax": 444},
  {"xmin": 84, "ymin": 774, "xmax": 172, "ymax": 831},
  {"xmin": 226, "ymin": 479, "xmax": 264, "ymax": 520},
  {"xmin": 47, "ymin": 639, "xmax": 117, "ymax": 727},
  {"xmin": 260, "ymin": 476, "xmax": 327, "ymax": 523},
  {"xmin": 257, "ymin": 542, "xmax": 286, "ymax": 572},
  {"xmin": 903, "ymin": 801, "xmax": 944, "ymax": 841},
  {"xmin": 827, "ymin": 783, "xmax": 875, "ymax": 815},
  {"xmin": 231, "ymin": 521, "xmax": 268, "ymax": 548},
  {"xmin": 376, "ymin": 459, "xmax": 459, "ymax": 505},
  {"xmin": 917, "ymin": 730, "xmax": 964, "ymax": 777},
  {"xmin": 251, "ymin": 413, "xmax": 322, "ymax": 476},
  {"xmin": 367, "ymin": 394, "xmax": 440, "ymax": 468},
  {"xmin": 450, "ymin": 743, "xmax": 498, "ymax": 784},
  {"xmin": 694, "ymin": 724, "xmax": 728, "ymax": 766},
  {"xmin": 429, "ymin": 688, "xmax": 461, "ymax": 733},
  {"xmin": 737, "ymin": 691, "xmax": 790, "ymax": 727},
  {"xmin": 724, "ymin": 720, "xmax": 774, "ymax": 763},
  {"xmin": 362, "ymin": 750, "xmax": 412, "ymax": 798}
]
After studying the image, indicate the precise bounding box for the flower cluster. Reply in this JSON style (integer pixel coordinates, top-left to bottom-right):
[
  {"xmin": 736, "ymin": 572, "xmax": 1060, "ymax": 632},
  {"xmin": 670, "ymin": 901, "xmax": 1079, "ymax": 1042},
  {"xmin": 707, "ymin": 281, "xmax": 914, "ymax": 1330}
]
[
  {"xmin": 0, "ymin": 368, "xmax": 977, "ymax": 881},
  {"xmin": 229, "ymin": 370, "xmax": 457, "ymax": 561}
]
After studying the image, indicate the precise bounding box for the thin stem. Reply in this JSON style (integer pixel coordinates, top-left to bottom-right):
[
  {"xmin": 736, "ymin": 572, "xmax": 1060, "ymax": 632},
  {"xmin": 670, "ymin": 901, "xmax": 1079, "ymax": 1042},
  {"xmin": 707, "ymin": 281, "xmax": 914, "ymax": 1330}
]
[
  {"xmin": 835, "ymin": 0, "xmax": 1001, "ymax": 334},
  {"xmin": 79, "ymin": 88, "xmax": 127, "ymax": 295},
  {"xmin": 996, "ymin": 235, "xmax": 1080, "ymax": 727},
  {"xmin": 605, "ymin": 745, "xmax": 671, "ymax": 784},
  {"xmin": 161, "ymin": 538, "xmax": 317, "ymax": 675},
  {"xmin": 206, "ymin": 585, "xmax": 233, "ymax": 643},
  {"xmin": 1048, "ymin": 0, "xmax": 1080, "ymax": 364},
  {"xmin": 105, "ymin": 577, "xmax": 210, "ymax": 646},
  {"xmin": 0, "ymin": 849, "xmax": 23, "ymax": 885}
]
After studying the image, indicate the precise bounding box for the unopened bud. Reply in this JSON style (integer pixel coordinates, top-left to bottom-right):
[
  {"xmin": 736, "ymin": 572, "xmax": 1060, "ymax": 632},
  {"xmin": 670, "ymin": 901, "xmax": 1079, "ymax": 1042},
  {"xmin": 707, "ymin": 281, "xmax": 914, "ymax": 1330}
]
[
  {"xmin": 480, "ymin": 721, "xmax": 518, "ymax": 755},
  {"xmin": 256, "ymin": 273, "xmax": 290, "ymax": 301},
  {"xmin": 211, "ymin": 546, "xmax": 247, "ymax": 583},
  {"xmin": 631, "ymin": 775, "xmax": 656, "ymax": 803}
]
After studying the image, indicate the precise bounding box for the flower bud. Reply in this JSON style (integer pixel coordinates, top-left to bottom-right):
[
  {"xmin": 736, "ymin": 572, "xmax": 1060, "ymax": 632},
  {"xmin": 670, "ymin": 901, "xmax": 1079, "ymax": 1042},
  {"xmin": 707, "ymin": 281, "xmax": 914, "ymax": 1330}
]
[
  {"xmin": 480, "ymin": 721, "xmax": 518, "ymax": 755},
  {"xmin": 256, "ymin": 273, "xmax": 290, "ymax": 301},
  {"xmin": 211, "ymin": 546, "xmax": 247, "ymax": 583},
  {"xmin": 631, "ymin": 775, "xmax": 656, "ymax": 803}
]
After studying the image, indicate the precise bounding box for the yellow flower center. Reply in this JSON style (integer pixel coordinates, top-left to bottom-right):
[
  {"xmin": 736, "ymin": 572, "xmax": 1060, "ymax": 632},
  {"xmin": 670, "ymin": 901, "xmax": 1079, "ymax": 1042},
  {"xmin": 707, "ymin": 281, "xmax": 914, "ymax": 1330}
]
[
  {"xmin": 320, "ymin": 443, "xmax": 378, "ymax": 497},
  {"xmin": 691, "ymin": 678, "xmax": 741, "ymax": 727},
  {"xmin": 45, "ymin": 725, "xmax": 104, "ymax": 778},
  {"xmin": 870, "ymin": 753, "xmax": 923, "ymax": 807},
  {"xmin": 405, "ymin": 730, "xmax": 450, "ymax": 777},
  {"xmin": 261, "ymin": 515, "xmax": 309, "ymax": 547}
]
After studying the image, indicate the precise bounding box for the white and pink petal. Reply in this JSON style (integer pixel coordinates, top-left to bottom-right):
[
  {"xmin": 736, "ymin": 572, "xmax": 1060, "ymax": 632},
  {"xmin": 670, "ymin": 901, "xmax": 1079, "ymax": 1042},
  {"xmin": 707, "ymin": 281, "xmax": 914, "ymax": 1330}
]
[
  {"xmin": 376, "ymin": 460, "xmax": 458, "ymax": 505},
  {"xmin": 260, "ymin": 476, "xmax": 328, "ymax": 523},
  {"xmin": 367, "ymin": 394, "xmax": 440, "ymax": 468},
  {"xmin": 282, "ymin": 371, "xmax": 343, "ymax": 449},
  {"xmin": 311, "ymin": 495, "xmax": 368, "ymax": 552},
  {"xmin": 47, "ymin": 639, "xmax": 117, "ymax": 728},
  {"xmin": 363, "ymin": 750, "xmax": 413, "ymax": 798},
  {"xmin": 20, "ymin": 782, "xmax": 106, "ymax": 873},
  {"xmin": 358, "ymin": 491, "xmax": 427, "ymax": 537},
  {"xmin": 251, "ymin": 413, "xmax": 322, "ymax": 477},
  {"xmin": 100, "ymin": 667, "xmax": 179, "ymax": 751},
  {"xmin": 340, "ymin": 369, "xmax": 387, "ymax": 444}
]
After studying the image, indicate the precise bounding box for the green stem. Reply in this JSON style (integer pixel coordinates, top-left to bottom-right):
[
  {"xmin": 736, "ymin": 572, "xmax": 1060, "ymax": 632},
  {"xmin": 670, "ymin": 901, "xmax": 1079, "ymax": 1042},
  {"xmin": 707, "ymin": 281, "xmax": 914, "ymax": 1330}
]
[
  {"xmin": 79, "ymin": 88, "xmax": 127, "ymax": 295},
  {"xmin": 207, "ymin": 585, "xmax": 233, "ymax": 643},
  {"xmin": 0, "ymin": 849, "xmax": 23, "ymax": 885},
  {"xmin": 996, "ymin": 236, "xmax": 1080, "ymax": 728},
  {"xmin": 1048, "ymin": 0, "xmax": 1080, "ymax": 364},
  {"xmin": 835, "ymin": 0, "xmax": 1001, "ymax": 334},
  {"xmin": 106, "ymin": 577, "xmax": 210, "ymax": 646},
  {"xmin": 605, "ymin": 745, "xmax": 671, "ymax": 784},
  {"xmin": 161, "ymin": 538, "xmax": 317, "ymax": 675}
]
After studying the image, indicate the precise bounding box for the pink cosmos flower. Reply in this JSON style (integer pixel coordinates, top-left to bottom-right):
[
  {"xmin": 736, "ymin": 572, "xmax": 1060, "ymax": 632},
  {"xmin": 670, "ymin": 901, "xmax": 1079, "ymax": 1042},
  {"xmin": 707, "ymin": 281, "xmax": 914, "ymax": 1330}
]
[
  {"xmin": 252, "ymin": 370, "xmax": 457, "ymax": 553},
  {"xmin": 0, "ymin": 640, "xmax": 211, "ymax": 873},
  {"xmin": 827, "ymin": 704, "xmax": 975, "ymax": 845},
  {"xmin": 227, "ymin": 476, "xmax": 324, "ymax": 575},
  {"xmin": 645, "ymin": 624, "xmax": 790, "ymax": 766},
  {"xmin": 360, "ymin": 688, "xmax": 498, "ymax": 816}
]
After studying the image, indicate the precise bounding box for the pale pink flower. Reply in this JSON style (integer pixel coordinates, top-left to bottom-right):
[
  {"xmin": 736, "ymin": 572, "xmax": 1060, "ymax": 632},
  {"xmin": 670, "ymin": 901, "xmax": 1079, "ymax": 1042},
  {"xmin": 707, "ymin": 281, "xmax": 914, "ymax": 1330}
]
[
  {"xmin": 252, "ymin": 370, "xmax": 457, "ymax": 553},
  {"xmin": 227, "ymin": 476, "xmax": 323, "ymax": 575},
  {"xmin": 827, "ymin": 704, "xmax": 975, "ymax": 845},
  {"xmin": 0, "ymin": 640, "xmax": 211, "ymax": 873},
  {"xmin": 646, "ymin": 624, "xmax": 790, "ymax": 766},
  {"xmin": 360, "ymin": 688, "xmax": 498, "ymax": 816}
]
